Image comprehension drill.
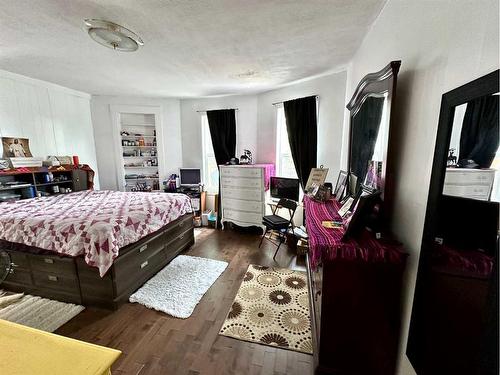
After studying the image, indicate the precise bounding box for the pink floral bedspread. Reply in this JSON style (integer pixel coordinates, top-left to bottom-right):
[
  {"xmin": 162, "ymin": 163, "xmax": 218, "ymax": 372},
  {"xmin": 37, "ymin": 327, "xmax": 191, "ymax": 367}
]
[{"xmin": 0, "ymin": 190, "xmax": 192, "ymax": 277}]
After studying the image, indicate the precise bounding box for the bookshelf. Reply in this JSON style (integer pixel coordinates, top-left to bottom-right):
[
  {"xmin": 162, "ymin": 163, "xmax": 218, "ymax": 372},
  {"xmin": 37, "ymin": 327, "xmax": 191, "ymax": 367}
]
[{"xmin": 118, "ymin": 112, "xmax": 161, "ymax": 192}]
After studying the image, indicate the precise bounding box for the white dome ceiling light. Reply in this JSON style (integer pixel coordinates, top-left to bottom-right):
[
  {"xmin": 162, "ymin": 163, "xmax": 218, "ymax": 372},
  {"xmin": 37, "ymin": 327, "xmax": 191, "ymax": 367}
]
[{"xmin": 84, "ymin": 19, "xmax": 144, "ymax": 52}]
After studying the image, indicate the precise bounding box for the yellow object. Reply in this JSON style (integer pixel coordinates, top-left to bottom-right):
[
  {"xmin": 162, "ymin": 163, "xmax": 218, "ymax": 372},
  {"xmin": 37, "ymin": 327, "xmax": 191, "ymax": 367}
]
[{"xmin": 0, "ymin": 319, "xmax": 121, "ymax": 375}]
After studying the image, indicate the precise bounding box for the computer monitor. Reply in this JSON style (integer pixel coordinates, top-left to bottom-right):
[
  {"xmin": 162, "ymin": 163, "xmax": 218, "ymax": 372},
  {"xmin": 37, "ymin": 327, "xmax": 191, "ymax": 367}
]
[
  {"xmin": 270, "ymin": 177, "xmax": 300, "ymax": 202},
  {"xmin": 179, "ymin": 168, "xmax": 201, "ymax": 186}
]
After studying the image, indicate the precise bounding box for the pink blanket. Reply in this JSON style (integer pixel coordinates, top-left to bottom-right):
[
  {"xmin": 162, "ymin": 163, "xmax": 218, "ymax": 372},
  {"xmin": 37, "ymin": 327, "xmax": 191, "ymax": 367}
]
[{"xmin": 0, "ymin": 190, "xmax": 192, "ymax": 276}]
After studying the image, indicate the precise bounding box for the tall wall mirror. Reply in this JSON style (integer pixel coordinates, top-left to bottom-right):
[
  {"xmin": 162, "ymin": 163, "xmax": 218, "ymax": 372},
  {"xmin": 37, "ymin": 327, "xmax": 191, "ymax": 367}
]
[
  {"xmin": 407, "ymin": 70, "xmax": 499, "ymax": 374},
  {"xmin": 346, "ymin": 60, "xmax": 400, "ymax": 217}
]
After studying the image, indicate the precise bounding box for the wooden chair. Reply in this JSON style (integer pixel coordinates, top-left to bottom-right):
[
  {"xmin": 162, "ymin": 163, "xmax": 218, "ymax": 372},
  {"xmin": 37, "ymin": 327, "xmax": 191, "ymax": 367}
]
[{"xmin": 259, "ymin": 198, "xmax": 298, "ymax": 260}]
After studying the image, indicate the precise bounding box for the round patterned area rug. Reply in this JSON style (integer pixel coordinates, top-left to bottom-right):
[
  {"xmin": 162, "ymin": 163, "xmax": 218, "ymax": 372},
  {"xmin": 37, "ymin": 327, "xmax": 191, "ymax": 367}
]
[{"xmin": 218, "ymin": 264, "xmax": 312, "ymax": 354}]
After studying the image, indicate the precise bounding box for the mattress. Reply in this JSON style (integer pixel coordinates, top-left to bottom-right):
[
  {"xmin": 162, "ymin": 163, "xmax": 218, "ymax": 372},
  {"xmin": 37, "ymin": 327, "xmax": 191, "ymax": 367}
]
[{"xmin": 0, "ymin": 190, "xmax": 192, "ymax": 276}]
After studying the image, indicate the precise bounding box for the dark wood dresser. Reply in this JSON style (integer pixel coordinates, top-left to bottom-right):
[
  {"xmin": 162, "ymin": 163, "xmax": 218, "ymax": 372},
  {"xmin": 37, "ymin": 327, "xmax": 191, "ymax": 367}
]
[
  {"xmin": 2, "ymin": 213, "xmax": 194, "ymax": 309},
  {"xmin": 304, "ymin": 197, "xmax": 407, "ymax": 375}
]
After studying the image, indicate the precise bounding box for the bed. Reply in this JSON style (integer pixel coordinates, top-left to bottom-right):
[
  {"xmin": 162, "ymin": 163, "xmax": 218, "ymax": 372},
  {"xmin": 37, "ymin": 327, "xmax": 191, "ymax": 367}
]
[{"xmin": 0, "ymin": 190, "xmax": 194, "ymax": 309}]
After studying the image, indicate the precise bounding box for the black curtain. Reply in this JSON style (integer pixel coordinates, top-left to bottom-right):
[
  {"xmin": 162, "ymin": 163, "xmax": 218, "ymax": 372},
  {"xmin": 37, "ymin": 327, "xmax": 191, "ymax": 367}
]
[
  {"xmin": 459, "ymin": 95, "xmax": 499, "ymax": 168},
  {"xmin": 350, "ymin": 96, "xmax": 385, "ymax": 192},
  {"xmin": 283, "ymin": 96, "xmax": 317, "ymax": 190},
  {"xmin": 207, "ymin": 109, "xmax": 237, "ymax": 166},
  {"xmin": 206, "ymin": 109, "xmax": 236, "ymax": 226}
]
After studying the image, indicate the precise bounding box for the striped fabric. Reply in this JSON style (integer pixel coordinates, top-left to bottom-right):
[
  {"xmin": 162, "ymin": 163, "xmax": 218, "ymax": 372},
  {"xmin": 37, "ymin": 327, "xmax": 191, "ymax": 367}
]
[{"xmin": 304, "ymin": 196, "xmax": 406, "ymax": 269}]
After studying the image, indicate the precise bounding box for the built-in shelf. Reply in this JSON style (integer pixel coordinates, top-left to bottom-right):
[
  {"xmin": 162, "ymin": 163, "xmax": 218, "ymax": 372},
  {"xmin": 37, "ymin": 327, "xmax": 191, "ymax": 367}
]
[
  {"xmin": 119, "ymin": 111, "xmax": 160, "ymax": 192},
  {"xmin": 36, "ymin": 181, "xmax": 72, "ymax": 187},
  {"xmin": 122, "ymin": 146, "xmax": 157, "ymax": 149},
  {"xmin": 0, "ymin": 185, "xmax": 33, "ymax": 191},
  {"xmin": 124, "ymin": 166, "xmax": 158, "ymax": 170},
  {"xmin": 125, "ymin": 177, "xmax": 159, "ymax": 181},
  {"xmin": 121, "ymin": 135, "xmax": 156, "ymax": 138},
  {"xmin": 122, "ymin": 156, "xmax": 157, "ymax": 159}
]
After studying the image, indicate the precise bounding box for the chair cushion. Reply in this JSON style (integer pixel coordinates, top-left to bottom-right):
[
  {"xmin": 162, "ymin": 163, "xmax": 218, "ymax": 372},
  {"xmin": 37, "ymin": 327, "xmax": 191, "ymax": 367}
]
[{"xmin": 263, "ymin": 215, "xmax": 290, "ymax": 228}]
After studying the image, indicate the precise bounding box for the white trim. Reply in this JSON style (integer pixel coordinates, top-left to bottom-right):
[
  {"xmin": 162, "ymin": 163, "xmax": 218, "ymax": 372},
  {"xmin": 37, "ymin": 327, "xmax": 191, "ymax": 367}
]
[{"xmin": 0, "ymin": 69, "xmax": 91, "ymax": 99}]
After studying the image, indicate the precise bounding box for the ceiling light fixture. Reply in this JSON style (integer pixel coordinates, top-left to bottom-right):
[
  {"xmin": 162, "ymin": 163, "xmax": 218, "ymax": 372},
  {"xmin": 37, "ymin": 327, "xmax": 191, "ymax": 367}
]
[{"xmin": 84, "ymin": 19, "xmax": 144, "ymax": 52}]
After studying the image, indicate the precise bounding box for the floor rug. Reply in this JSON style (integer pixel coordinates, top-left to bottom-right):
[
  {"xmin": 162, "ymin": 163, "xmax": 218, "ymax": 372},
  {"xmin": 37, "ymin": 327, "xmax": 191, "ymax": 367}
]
[
  {"xmin": 0, "ymin": 291, "xmax": 84, "ymax": 332},
  {"xmin": 219, "ymin": 264, "xmax": 313, "ymax": 354},
  {"xmin": 129, "ymin": 255, "xmax": 228, "ymax": 318}
]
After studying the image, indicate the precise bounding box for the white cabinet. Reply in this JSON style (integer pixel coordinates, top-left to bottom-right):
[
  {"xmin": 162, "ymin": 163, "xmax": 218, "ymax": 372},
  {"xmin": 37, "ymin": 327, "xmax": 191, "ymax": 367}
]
[{"xmin": 220, "ymin": 165, "xmax": 266, "ymax": 232}]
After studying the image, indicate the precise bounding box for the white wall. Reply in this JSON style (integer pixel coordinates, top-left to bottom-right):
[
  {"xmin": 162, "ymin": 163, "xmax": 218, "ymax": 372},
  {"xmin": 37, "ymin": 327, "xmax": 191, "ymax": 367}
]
[
  {"xmin": 343, "ymin": 1, "xmax": 499, "ymax": 373},
  {"xmin": 256, "ymin": 71, "xmax": 347, "ymax": 183},
  {"xmin": 0, "ymin": 70, "xmax": 99, "ymax": 188},
  {"xmin": 91, "ymin": 96, "xmax": 182, "ymax": 190},
  {"xmin": 180, "ymin": 95, "xmax": 258, "ymax": 169}
]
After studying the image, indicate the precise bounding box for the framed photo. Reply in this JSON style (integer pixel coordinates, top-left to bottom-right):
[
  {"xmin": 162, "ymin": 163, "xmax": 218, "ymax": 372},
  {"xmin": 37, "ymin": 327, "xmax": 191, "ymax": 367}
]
[
  {"xmin": 342, "ymin": 187, "xmax": 381, "ymax": 240},
  {"xmin": 2, "ymin": 137, "xmax": 32, "ymax": 158},
  {"xmin": 334, "ymin": 170, "xmax": 348, "ymax": 201},
  {"xmin": 305, "ymin": 167, "xmax": 329, "ymax": 192},
  {"xmin": 338, "ymin": 196, "xmax": 354, "ymax": 218}
]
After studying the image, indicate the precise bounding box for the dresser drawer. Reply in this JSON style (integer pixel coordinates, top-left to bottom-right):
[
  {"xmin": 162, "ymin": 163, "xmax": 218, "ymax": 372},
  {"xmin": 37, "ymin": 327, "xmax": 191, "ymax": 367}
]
[
  {"xmin": 224, "ymin": 209, "xmax": 262, "ymax": 224},
  {"xmin": 223, "ymin": 198, "xmax": 263, "ymax": 213},
  {"xmin": 221, "ymin": 176, "xmax": 262, "ymax": 189},
  {"xmin": 29, "ymin": 254, "xmax": 77, "ymax": 276},
  {"xmin": 220, "ymin": 167, "xmax": 262, "ymax": 179},
  {"xmin": 222, "ymin": 187, "xmax": 262, "ymax": 202},
  {"xmin": 443, "ymin": 184, "xmax": 492, "ymax": 200},
  {"xmin": 444, "ymin": 169, "xmax": 495, "ymax": 185},
  {"xmin": 32, "ymin": 270, "xmax": 80, "ymax": 294}
]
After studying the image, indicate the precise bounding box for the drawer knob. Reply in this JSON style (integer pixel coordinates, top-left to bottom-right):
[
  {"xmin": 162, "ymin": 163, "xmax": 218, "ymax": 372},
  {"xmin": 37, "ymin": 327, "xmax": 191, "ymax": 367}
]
[
  {"xmin": 179, "ymin": 221, "xmax": 184, "ymax": 227},
  {"xmin": 44, "ymin": 258, "xmax": 54, "ymax": 264},
  {"xmin": 179, "ymin": 234, "xmax": 184, "ymax": 240},
  {"xmin": 48, "ymin": 275, "xmax": 58, "ymax": 282},
  {"xmin": 140, "ymin": 260, "xmax": 149, "ymax": 269},
  {"xmin": 139, "ymin": 245, "xmax": 148, "ymax": 253}
]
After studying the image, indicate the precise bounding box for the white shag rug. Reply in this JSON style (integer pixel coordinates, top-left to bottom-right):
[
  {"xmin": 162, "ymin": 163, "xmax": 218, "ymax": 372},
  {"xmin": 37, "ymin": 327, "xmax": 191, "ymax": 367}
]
[
  {"xmin": 0, "ymin": 291, "xmax": 84, "ymax": 332},
  {"xmin": 129, "ymin": 255, "xmax": 228, "ymax": 318}
]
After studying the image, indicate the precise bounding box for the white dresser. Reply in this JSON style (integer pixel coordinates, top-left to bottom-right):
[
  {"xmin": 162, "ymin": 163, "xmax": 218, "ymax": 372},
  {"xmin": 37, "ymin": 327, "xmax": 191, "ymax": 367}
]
[
  {"xmin": 220, "ymin": 165, "xmax": 267, "ymax": 232},
  {"xmin": 443, "ymin": 168, "xmax": 496, "ymax": 201}
]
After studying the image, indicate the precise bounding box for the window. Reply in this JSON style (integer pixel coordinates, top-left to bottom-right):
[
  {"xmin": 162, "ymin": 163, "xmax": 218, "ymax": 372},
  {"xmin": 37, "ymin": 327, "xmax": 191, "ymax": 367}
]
[
  {"xmin": 276, "ymin": 106, "xmax": 298, "ymax": 178},
  {"xmin": 201, "ymin": 114, "xmax": 219, "ymax": 193}
]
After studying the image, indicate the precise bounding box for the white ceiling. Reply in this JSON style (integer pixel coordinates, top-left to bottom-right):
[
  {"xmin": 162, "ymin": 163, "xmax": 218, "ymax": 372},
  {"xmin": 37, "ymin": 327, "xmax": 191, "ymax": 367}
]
[{"xmin": 0, "ymin": 0, "xmax": 385, "ymax": 97}]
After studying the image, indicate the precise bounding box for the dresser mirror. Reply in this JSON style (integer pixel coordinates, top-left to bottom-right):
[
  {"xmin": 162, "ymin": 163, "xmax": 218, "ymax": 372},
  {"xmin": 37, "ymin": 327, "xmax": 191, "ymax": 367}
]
[
  {"xmin": 346, "ymin": 61, "xmax": 400, "ymax": 217},
  {"xmin": 407, "ymin": 70, "xmax": 499, "ymax": 375}
]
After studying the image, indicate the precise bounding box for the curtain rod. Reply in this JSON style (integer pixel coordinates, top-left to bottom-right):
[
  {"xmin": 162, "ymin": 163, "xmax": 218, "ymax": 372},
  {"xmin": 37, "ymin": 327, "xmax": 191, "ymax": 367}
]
[
  {"xmin": 196, "ymin": 108, "xmax": 239, "ymax": 113},
  {"xmin": 272, "ymin": 95, "xmax": 319, "ymax": 106}
]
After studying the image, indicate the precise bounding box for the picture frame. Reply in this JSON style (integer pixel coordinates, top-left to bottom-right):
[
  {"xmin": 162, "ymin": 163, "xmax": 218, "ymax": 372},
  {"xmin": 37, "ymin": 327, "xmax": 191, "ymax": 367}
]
[
  {"xmin": 342, "ymin": 186, "xmax": 381, "ymax": 240},
  {"xmin": 305, "ymin": 166, "xmax": 329, "ymax": 192},
  {"xmin": 333, "ymin": 170, "xmax": 348, "ymax": 201}
]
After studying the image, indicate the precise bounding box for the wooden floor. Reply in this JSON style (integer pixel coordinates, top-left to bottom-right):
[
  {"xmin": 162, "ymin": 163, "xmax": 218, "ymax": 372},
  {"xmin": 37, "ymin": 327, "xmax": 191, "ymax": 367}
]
[{"xmin": 56, "ymin": 227, "xmax": 313, "ymax": 375}]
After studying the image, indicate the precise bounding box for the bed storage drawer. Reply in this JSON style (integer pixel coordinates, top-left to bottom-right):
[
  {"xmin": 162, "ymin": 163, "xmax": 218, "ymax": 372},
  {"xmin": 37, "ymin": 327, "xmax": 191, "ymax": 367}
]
[
  {"xmin": 165, "ymin": 228, "xmax": 194, "ymax": 259},
  {"xmin": 29, "ymin": 254, "xmax": 77, "ymax": 275},
  {"xmin": 4, "ymin": 268, "xmax": 33, "ymax": 286},
  {"xmin": 32, "ymin": 270, "xmax": 80, "ymax": 294},
  {"xmin": 113, "ymin": 242, "xmax": 167, "ymax": 297},
  {"xmin": 164, "ymin": 213, "xmax": 193, "ymax": 239}
]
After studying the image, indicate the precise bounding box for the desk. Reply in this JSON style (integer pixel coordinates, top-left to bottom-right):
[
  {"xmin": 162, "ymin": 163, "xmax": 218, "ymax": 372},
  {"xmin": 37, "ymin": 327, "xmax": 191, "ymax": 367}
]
[
  {"xmin": 0, "ymin": 319, "xmax": 121, "ymax": 375},
  {"xmin": 304, "ymin": 197, "xmax": 407, "ymax": 375}
]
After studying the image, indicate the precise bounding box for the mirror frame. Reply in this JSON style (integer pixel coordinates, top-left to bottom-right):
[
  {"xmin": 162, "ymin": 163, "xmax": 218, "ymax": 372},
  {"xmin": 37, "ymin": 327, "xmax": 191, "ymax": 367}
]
[
  {"xmin": 346, "ymin": 60, "xmax": 401, "ymax": 218},
  {"xmin": 421, "ymin": 69, "xmax": 499, "ymax": 248},
  {"xmin": 407, "ymin": 69, "xmax": 500, "ymax": 373}
]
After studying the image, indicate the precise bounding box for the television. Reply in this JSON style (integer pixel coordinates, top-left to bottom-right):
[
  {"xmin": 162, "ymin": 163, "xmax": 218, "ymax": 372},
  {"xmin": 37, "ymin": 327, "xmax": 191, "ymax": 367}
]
[
  {"xmin": 179, "ymin": 168, "xmax": 201, "ymax": 186},
  {"xmin": 270, "ymin": 177, "xmax": 300, "ymax": 202}
]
